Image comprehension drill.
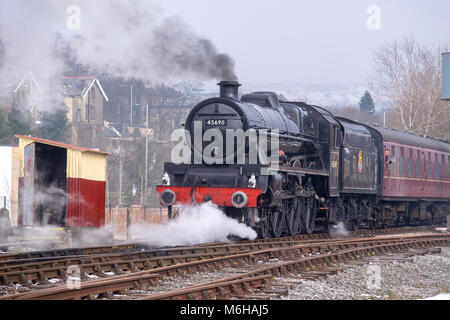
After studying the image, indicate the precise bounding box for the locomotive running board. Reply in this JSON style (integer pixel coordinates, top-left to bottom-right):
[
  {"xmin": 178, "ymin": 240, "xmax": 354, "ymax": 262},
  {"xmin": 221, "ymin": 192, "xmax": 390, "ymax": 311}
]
[{"xmin": 267, "ymin": 166, "xmax": 329, "ymax": 176}]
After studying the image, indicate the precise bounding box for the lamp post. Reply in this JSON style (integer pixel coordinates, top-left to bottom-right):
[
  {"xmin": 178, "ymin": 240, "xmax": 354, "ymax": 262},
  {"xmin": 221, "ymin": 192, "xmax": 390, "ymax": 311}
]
[{"xmin": 144, "ymin": 103, "xmax": 149, "ymax": 205}]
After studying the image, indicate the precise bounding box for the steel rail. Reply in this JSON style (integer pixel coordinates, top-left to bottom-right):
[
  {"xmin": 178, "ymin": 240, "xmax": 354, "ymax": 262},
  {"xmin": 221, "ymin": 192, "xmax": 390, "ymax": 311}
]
[
  {"xmin": 141, "ymin": 237, "xmax": 450, "ymax": 300},
  {"xmin": 2, "ymin": 235, "xmax": 448, "ymax": 300},
  {"xmin": 1, "ymin": 233, "xmax": 445, "ymax": 285}
]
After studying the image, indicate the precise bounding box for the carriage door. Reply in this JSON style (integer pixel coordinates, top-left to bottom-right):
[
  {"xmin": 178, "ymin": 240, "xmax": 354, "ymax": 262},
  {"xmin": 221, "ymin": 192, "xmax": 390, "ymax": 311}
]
[{"xmin": 329, "ymin": 125, "xmax": 340, "ymax": 196}]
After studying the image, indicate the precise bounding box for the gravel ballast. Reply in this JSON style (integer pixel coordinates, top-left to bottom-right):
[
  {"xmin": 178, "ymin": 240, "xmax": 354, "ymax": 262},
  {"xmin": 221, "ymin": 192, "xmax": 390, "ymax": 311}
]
[{"xmin": 277, "ymin": 247, "xmax": 450, "ymax": 300}]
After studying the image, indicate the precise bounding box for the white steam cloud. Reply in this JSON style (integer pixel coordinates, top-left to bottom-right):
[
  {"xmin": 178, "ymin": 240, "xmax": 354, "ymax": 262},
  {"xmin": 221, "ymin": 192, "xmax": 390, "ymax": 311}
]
[
  {"xmin": 0, "ymin": 0, "xmax": 237, "ymax": 111},
  {"xmin": 329, "ymin": 222, "xmax": 349, "ymax": 237},
  {"xmin": 128, "ymin": 202, "xmax": 257, "ymax": 247}
]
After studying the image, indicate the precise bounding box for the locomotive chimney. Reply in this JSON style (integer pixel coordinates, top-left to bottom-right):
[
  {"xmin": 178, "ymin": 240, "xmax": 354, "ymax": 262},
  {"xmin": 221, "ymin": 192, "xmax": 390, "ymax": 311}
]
[{"xmin": 218, "ymin": 81, "xmax": 241, "ymax": 100}]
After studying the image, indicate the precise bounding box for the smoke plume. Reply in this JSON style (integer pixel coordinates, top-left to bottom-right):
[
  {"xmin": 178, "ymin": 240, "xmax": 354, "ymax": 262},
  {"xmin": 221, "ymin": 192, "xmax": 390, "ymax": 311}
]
[
  {"xmin": 150, "ymin": 17, "xmax": 237, "ymax": 81},
  {"xmin": 0, "ymin": 0, "xmax": 237, "ymax": 111},
  {"xmin": 0, "ymin": 35, "xmax": 4, "ymax": 69},
  {"xmin": 128, "ymin": 202, "xmax": 257, "ymax": 247}
]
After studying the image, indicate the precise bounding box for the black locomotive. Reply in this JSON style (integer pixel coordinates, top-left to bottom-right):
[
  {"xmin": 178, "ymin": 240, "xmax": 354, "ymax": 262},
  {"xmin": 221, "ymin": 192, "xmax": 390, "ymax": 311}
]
[{"xmin": 157, "ymin": 81, "xmax": 450, "ymax": 238}]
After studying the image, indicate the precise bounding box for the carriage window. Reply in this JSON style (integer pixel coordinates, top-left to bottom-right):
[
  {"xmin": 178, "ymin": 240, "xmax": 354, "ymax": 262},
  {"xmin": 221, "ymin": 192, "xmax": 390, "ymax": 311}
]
[
  {"xmin": 434, "ymin": 162, "xmax": 440, "ymax": 179},
  {"xmin": 400, "ymin": 156, "xmax": 405, "ymax": 176},
  {"xmin": 427, "ymin": 161, "xmax": 432, "ymax": 179},
  {"xmin": 416, "ymin": 158, "xmax": 422, "ymax": 178},
  {"xmin": 441, "ymin": 155, "xmax": 446, "ymax": 179},
  {"xmin": 448, "ymin": 156, "xmax": 450, "ymax": 180},
  {"xmin": 390, "ymin": 155, "xmax": 397, "ymax": 175},
  {"xmin": 408, "ymin": 158, "xmax": 414, "ymax": 177},
  {"xmin": 448, "ymin": 161, "xmax": 450, "ymax": 180}
]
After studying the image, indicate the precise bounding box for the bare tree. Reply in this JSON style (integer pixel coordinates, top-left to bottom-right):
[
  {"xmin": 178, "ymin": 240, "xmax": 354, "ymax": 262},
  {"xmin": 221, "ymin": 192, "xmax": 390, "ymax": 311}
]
[
  {"xmin": 328, "ymin": 105, "xmax": 381, "ymax": 125},
  {"xmin": 369, "ymin": 37, "xmax": 450, "ymax": 139}
]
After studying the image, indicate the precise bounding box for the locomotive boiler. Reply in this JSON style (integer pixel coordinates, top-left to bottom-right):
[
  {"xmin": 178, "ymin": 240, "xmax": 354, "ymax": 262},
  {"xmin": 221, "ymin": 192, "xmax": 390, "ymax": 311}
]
[{"xmin": 157, "ymin": 81, "xmax": 450, "ymax": 238}]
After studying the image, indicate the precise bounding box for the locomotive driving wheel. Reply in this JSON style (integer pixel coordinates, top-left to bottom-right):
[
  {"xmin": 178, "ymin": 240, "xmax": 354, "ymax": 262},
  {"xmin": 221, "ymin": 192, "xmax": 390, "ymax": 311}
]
[
  {"xmin": 270, "ymin": 210, "xmax": 286, "ymax": 238},
  {"xmin": 287, "ymin": 198, "xmax": 302, "ymax": 236},
  {"xmin": 303, "ymin": 197, "xmax": 316, "ymax": 235},
  {"xmin": 260, "ymin": 214, "xmax": 272, "ymax": 239}
]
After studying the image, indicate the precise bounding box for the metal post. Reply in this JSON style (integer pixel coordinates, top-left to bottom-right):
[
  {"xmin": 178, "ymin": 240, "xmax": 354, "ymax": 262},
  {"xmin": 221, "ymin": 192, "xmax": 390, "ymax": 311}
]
[
  {"xmin": 118, "ymin": 150, "xmax": 123, "ymax": 206},
  {"xmin": 144, "ymin": 104, "xmax": 149, "ymax": 205},
  {"xmin": 29, "ymin": 77, "xmax": 33, "ymax": 110},
  {"xmin": 130, "ymin": 85, "xmax": 133, "ymax": 125},
  {"xmin": 105, "ymin": 160, "xmax": 109, "ymax": 208}
]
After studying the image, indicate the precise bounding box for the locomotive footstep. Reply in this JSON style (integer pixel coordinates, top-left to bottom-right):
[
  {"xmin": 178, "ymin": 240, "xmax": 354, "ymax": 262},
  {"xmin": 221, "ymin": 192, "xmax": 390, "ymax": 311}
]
[{"xmin": 227, "ymin": 234, "xmax": 248, "ymax": 242}]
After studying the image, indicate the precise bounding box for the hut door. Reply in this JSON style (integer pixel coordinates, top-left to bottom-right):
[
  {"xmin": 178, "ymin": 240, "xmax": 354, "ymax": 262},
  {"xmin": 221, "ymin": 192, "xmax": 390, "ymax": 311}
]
[{"xmin": 23, "ymin": 143, "xmax": 36, "ymax": 226}]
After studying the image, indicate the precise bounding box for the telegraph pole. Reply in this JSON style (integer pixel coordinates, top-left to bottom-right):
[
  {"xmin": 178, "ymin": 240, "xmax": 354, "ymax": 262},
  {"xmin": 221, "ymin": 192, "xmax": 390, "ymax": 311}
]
[
  {"xmin": 120, "ymin": 84, "xmax": 134, "ymax": 125},
  {"xmin": 118, "ymin": 147, "xmax": 123, "ymax": 206},
  {"xmin": 144, "ymin": 104, "xmax": 149, "ymax": 205},
  {"xmin": 130, "ymin": 84, "xmax": 133, "ymax": 125}
]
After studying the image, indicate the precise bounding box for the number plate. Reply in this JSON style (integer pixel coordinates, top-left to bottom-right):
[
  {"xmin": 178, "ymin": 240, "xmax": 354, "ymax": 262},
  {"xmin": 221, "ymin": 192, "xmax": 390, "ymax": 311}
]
[{"xmin": 205, "ymin": 119, "xmax": 227, "ymax": 126}]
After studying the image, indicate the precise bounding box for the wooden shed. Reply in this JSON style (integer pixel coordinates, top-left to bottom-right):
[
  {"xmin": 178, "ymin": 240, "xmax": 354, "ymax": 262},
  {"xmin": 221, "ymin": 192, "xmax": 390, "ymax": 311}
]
[{"xmin": 16, "ymin": 135, "xmax": 108, "ymax": 228}]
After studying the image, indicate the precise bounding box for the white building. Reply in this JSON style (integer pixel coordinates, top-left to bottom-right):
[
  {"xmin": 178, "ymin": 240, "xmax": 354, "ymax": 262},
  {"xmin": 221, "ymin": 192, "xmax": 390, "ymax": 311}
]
[
  {"xmin": 0, "ymin": 146, "xmax": 12, "ymax": 213},
  {"xmin": 0, "ymin": 146, "xmax": 19, "ymax": 225}
]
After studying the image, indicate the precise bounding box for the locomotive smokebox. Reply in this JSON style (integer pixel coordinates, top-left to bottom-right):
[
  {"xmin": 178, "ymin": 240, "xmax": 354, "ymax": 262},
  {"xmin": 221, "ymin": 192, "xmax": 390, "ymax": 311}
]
[{"xmin": 218, "ymin": 81, "xmax": 241, "ymax": 100}]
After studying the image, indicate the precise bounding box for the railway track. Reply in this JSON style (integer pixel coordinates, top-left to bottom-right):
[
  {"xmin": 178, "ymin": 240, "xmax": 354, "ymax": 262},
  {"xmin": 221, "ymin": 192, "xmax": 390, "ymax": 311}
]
[
  {"xmin": 1, "ymin": 232, "xmax": 448, "ymax": 300},
  {"xmin": 0, "ymin": 225, "xmax": 436, "ymax": 268},
  {"xmin": 0, "ymin": 243, "xmax": 139, "ymax": 263},
  {"xmin": 0, "ymin": 229, "xmax": 442, "ymax": 286},
  {"xmin": 140, "ymin": 236, "xmax": 450, "ymax": 300}
]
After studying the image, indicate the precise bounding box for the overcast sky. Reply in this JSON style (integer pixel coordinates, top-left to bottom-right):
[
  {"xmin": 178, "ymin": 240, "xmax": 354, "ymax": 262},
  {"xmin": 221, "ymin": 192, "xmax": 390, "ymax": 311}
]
[{"xmin": 159, "ymin": 0, "xmax": 450, "ymax": 84}]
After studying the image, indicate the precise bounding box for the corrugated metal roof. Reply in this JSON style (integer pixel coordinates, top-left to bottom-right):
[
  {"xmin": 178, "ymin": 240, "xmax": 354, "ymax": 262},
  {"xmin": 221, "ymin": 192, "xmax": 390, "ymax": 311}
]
[{"xmin": 15, "ymin": 135, "xmax": 109, "ymax": 155}]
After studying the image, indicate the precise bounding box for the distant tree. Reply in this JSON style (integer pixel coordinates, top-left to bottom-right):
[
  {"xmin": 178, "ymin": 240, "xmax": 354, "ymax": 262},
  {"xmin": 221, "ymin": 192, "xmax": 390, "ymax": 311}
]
[
  {"xmin": 359, "ymin": 91, "xmax": 375, "ymax": 114},
  {"xmin": 369, "ymin": 37, "xmax": 450, "ymax": 139},
  {"xmin": 38, "ymin": 108, "xmax": 69, "ymax": 143},
  {"xmin": 7, "ymin": 102, "xmax": 33, "ymax": 141},
  {"xmin": 0, "ymin": 109, "xmax": 11, "ymax": 144},
  {"xmin": 328, "ymin": 105, "xmax": 380, "ymax": 125}
]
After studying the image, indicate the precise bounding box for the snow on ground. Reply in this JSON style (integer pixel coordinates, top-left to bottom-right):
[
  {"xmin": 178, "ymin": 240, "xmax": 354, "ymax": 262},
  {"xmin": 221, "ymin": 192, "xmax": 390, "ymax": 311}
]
[{"xmin": 422, "ymin": 293, "xmax": 450, "ymax": 300}]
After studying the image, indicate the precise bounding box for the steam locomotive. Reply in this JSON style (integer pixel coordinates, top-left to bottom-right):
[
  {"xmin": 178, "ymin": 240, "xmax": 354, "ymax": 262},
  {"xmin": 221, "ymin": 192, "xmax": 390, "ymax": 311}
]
[{"xmin": 157, "ymin": 81, "xmax": 450, "ymax": 238}]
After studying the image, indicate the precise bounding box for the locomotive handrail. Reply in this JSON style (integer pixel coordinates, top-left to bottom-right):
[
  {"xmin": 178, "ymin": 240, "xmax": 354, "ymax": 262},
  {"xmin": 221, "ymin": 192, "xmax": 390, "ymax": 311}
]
[
  {"xmin": 253, "ymin": 127, "xmax": 315, "ymax": 145},
  {"xmin": 190, "ymin": 176, "xmax": 199, "ymax": 204}
]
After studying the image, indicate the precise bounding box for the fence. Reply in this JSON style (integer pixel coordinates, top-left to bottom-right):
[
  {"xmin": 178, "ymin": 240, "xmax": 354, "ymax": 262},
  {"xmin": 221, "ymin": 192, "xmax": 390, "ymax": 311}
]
[{"xmin": 105, "ymin": 206, "xmax": 169, "ymax": 241}]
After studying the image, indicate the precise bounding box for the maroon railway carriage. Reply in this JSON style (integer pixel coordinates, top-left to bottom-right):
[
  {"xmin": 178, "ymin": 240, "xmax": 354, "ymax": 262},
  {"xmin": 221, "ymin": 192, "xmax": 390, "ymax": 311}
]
[{"xmin": 370, "ymin": 126, "xmax": 450, "ymax": 226}]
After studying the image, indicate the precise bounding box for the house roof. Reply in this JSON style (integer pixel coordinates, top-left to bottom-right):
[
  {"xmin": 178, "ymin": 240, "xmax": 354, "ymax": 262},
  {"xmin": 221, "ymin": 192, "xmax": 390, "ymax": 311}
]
[
  {"xmin": 62, "ymin": 76, "xmax": 109, "ymax": 102},
  {"xmin": 104, "ymin": 122, "xmax": 123, "ymax": 139},
  {"xmin": 15, "ymin": 135, "xmax": 109, "ymax": 155},
  {"xmin": 14, "ymin": 71, "xmax": 44, "ymax": 95}
]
